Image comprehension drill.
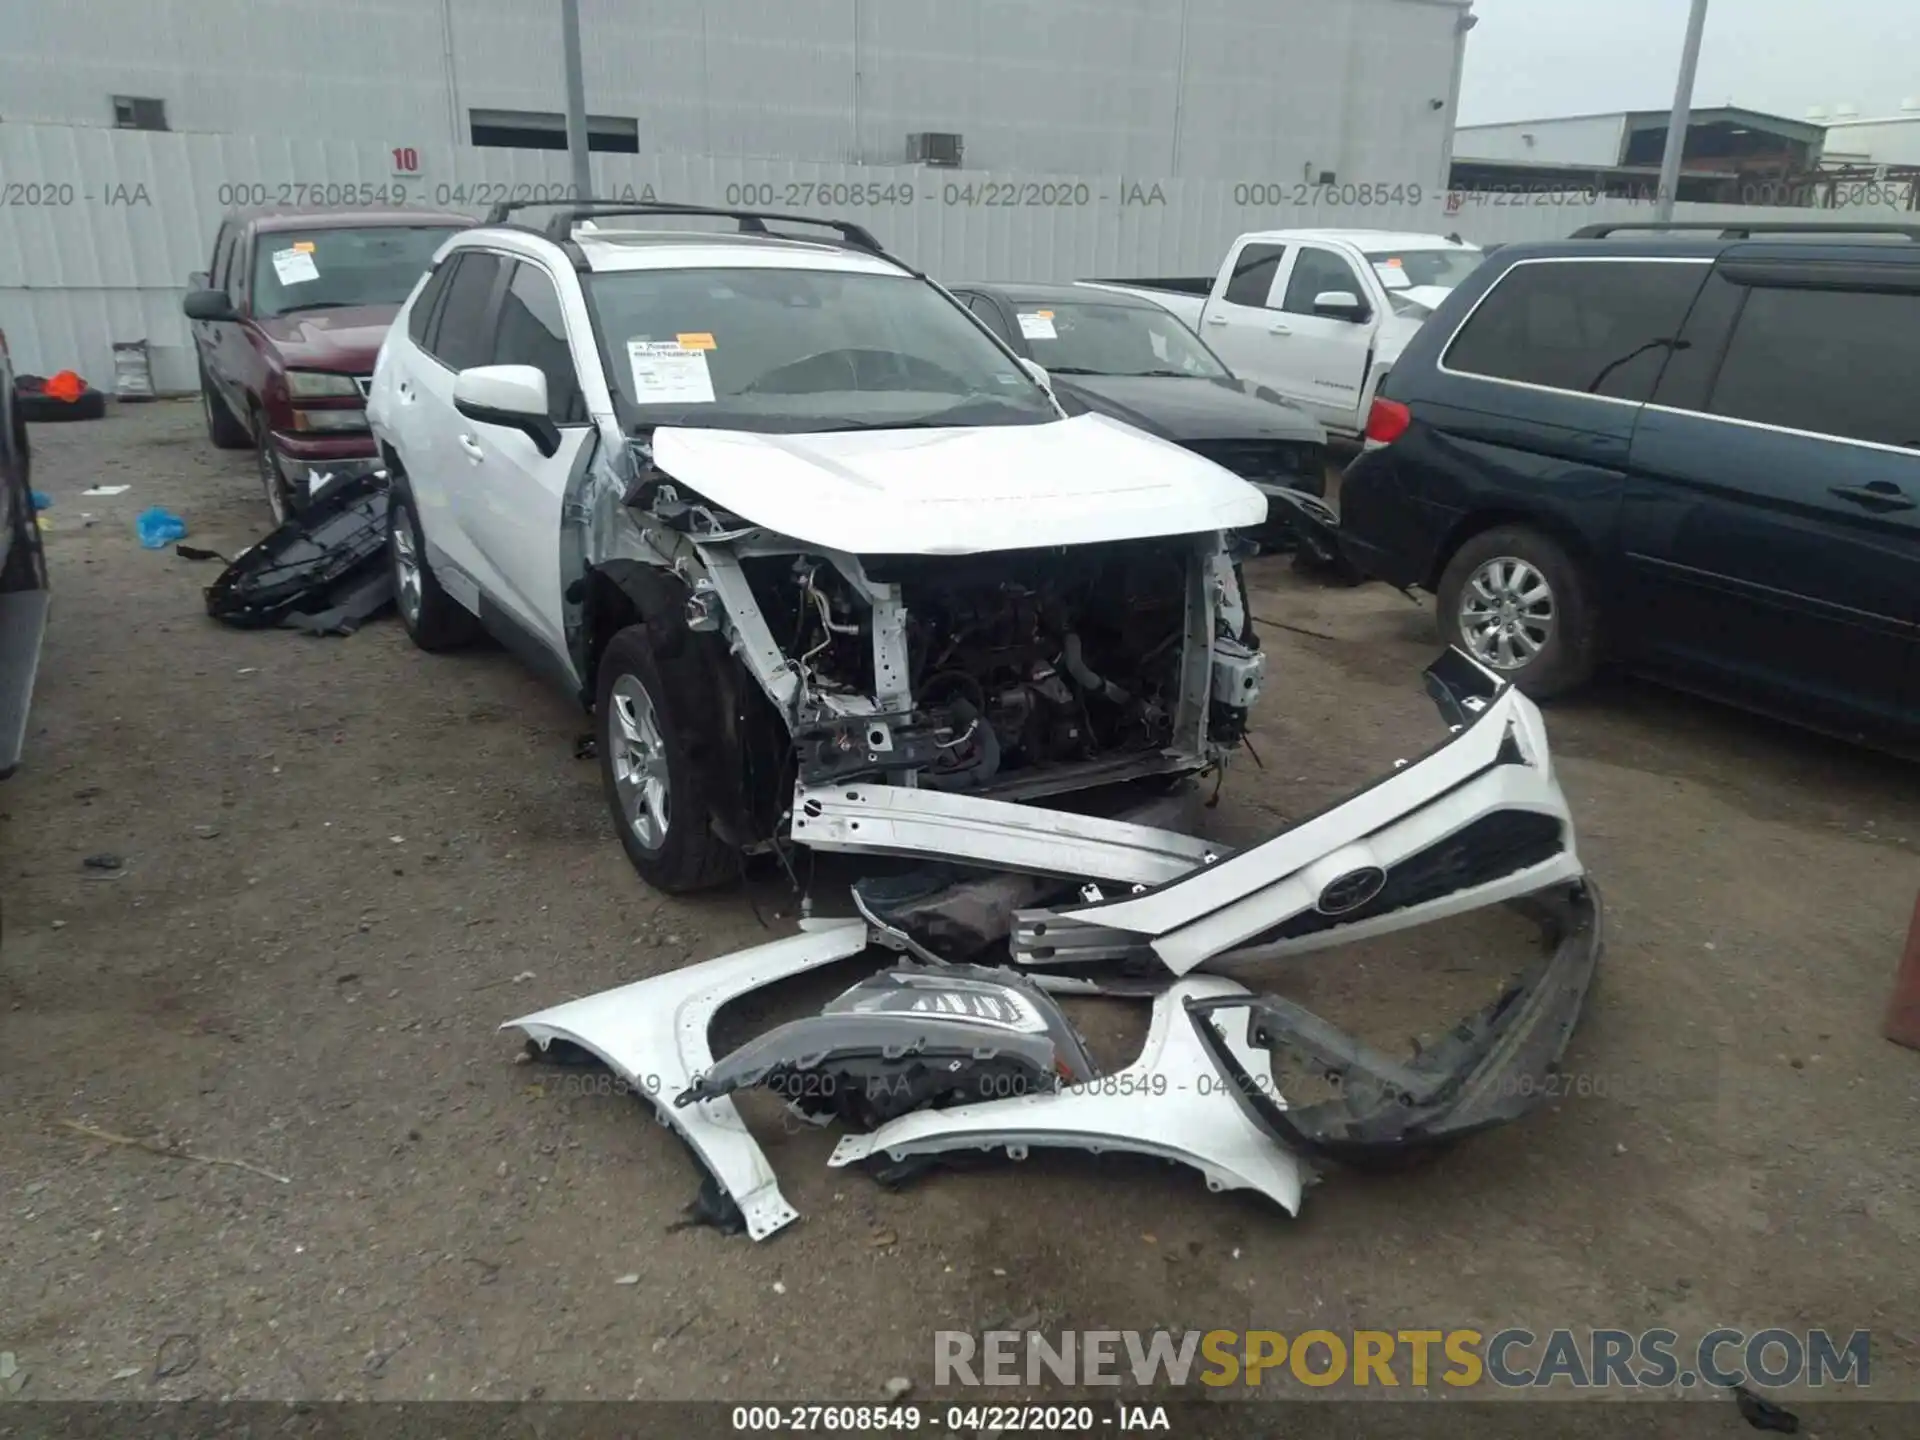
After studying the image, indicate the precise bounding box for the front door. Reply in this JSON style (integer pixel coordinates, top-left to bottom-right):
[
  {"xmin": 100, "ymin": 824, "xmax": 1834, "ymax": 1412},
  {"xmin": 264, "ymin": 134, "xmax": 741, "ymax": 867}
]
[
  {"xmin": 455, "ymin": 259, "xmax": 594, "ymax": 662},
  {"xmin": 1267, "ymin": 245, "xmax": 1376, "ymax": 430}
]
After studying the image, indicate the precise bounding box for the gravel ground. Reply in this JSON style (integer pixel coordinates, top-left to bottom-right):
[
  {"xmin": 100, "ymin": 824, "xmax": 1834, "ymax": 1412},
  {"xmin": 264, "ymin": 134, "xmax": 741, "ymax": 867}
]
[{"xmin": 3, "ymin": 399, "xmax": 1918, "ymax": 1411}]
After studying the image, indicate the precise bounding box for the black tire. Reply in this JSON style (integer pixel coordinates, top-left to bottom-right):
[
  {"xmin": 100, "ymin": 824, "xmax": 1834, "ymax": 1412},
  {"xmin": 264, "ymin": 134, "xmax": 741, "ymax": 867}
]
[
  {"xmin": 1, "ymin": 423, "xmax": 45, "ymax": 592},
  {"xmin": 1436, "ymin": 524, "xmax": 1596, "ymax": 699},
  {"xmin": 16, "ymin": 388, "xmax": 105, "ymax": 423},
  {"xmin": 596, "ymin": 621, "xmax": 738, "ymax": 895},
  {"xmin": 200, "ymin": 364, "xmax": 250, "ymax": 449},
  {"xmin": 255, "ymin": 422, "xmax": 304, "ymax": 527},
  {"xmin": 387, "ymin": 488, "xmax": 480, "ymax": 651}
]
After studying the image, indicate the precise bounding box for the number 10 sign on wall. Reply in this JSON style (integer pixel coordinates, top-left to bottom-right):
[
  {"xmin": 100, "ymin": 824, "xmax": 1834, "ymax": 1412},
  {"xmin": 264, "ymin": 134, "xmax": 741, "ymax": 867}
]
[{"xmin": 391, "ymin": 147, "xmax": 422, "ymax": 182}]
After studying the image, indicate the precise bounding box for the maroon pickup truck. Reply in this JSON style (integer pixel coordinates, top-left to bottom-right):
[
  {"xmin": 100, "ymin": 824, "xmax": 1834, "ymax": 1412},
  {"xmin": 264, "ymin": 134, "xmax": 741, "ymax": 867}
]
[{"xmin": 184, "ymin": 207, "xmax": 472, "ymax": 523}]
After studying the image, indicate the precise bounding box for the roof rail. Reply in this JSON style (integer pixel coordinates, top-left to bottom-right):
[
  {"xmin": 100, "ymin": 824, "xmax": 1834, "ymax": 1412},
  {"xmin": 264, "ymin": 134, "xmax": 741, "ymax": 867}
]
[
  {"xmin": 480, "ymin": 198, "xmax": 889, "ymax": 255},
  {"xmin": 1572, "ymin": 220, "xmax": 1920, "ymax": 241}
]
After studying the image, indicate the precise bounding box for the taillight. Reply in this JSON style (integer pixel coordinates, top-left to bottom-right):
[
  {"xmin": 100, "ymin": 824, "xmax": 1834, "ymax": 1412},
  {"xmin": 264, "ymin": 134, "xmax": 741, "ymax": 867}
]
[{"xmin": 1364, "ymin": 397, "xmax": 1411, "ymax": 447}]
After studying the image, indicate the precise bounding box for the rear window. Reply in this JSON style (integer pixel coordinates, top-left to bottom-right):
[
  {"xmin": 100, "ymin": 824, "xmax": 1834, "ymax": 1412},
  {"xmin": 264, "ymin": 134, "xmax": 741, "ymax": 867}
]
[
  {"xmin": 1443, "ymin": 259, "xmax": 1707, "ymax": 401},
  {"xmin": 1706, "ymin": 286, "xmax": 1920, "ymax": 450}
]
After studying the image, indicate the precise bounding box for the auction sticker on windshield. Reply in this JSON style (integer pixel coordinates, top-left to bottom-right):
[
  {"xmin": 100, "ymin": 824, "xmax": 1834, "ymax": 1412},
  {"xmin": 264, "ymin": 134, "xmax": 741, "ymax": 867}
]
[
  {"xmin": 627, "ymin": 339, "xmax": 716, "ymax": 404},
  {"xmin": 1373, "ymin": 259, "xmax": 1411, "ymax": 291},
  {"xmin": 1017, "ymin": 311, "xmax": 1057, "ymax": 340},
  {"xmin": 272, "ymin": 247, "xmax": 320, "ymax": 285}
]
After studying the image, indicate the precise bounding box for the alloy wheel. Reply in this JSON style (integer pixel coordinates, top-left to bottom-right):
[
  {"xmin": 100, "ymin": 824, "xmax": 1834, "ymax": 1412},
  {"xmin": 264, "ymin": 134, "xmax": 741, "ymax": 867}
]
[
  {"xmin": 609, "ymin": 673, "xmax": 671, "ymax": 850},
  {"xmin": 1458, "ymin": 556, "xmax": 1555, "ymax": 670}
]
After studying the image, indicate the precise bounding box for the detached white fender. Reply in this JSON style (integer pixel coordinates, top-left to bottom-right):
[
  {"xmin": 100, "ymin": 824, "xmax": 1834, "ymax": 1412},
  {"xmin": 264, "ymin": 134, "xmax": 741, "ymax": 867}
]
[{"xmin": 503, "ymin": 921, "xmax": 873, "ymax": 1241}]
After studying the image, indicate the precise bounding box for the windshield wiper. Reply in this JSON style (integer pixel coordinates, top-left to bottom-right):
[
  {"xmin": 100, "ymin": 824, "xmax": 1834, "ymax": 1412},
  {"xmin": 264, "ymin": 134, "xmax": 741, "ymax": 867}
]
[
  {"xmin": 1039, "ymin": 366, "xmax": 1104, "ymax": 375},
  {"xmin": 271, "ymin": 301, "xmax": 365, "ymax": 314}
]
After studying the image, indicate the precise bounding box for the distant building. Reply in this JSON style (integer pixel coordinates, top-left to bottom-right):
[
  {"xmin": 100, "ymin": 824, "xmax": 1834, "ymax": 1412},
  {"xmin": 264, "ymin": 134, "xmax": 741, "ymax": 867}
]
[
  {"xmin": 1451, "ymin": 106, "xmax": 1827, "ymax": 204},
  {"xmin": 1820, "ymin": 106, "xmax": 1920, "ymax": 168}
]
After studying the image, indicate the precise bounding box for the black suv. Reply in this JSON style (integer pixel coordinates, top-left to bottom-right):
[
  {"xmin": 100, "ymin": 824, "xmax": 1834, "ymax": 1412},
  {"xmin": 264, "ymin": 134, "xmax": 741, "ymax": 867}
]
[{"xmin": 1339, "ymin": 222, "xmax": 1920, "ymax": 748}]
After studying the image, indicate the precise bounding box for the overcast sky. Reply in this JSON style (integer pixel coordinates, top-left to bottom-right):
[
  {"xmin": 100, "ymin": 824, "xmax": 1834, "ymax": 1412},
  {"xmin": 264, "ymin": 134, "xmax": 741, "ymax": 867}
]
[{"xmin": 1459, "ymin": 0, "xmax": 1920, "ymax": 126}]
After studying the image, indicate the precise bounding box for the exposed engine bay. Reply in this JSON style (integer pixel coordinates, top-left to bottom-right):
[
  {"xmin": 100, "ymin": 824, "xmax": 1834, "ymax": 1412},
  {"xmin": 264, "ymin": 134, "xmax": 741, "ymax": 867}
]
[{"xmin": 738, "ymin": 537, "xmax": 1244, "ymax": 798}]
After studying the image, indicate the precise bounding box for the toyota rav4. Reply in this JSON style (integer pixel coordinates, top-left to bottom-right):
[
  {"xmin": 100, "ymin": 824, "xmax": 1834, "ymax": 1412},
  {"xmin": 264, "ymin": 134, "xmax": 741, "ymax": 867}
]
[{"xmin": 366, "ymin": 202, "xmax": 1274, "ymax": 892}]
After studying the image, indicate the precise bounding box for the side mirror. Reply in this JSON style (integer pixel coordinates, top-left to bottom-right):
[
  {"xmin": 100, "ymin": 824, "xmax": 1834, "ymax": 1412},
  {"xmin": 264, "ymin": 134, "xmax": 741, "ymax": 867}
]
[
  {"xmin": 453, "ymin": 364, "xmax": 560, "ymax": 458},
  {"xmin": 1019, "ymin": 357, "xmax": 1053, "ymax": 391},
  {"xmin": 1312, "ymin": 290, "xmax": 1371, "ymax": 324},
  {"xmin": 183, "ymin": 288, "xmax": 239, "ymax": 322}
]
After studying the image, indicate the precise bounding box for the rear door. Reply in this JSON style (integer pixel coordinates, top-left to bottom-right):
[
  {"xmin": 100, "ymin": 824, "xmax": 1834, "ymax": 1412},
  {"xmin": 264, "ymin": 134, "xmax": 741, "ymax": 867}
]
[
  {"xmin": 1196, "ymin": 241, "xmax": 1289, "ymax": 384},
  {"xmin": 1268, "ymin": 244, "xmax": 1376, "ymax": 429},
  {"xmin": 1622, "ymin": 261, "xmax": 1920, "ymax": 738},
  {"xmin": 458, "ymin": 258, "xmax": 594, "ymax": 661},
  {"xmin": 1410, "ymin": 256, "xmax": 1712, "ymax": 595}
]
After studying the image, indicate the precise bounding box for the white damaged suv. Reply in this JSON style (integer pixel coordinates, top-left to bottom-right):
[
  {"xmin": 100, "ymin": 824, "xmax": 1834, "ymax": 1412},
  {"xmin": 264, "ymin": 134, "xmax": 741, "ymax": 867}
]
[{"xmin": 368, "ymin": 202, "xmax": 1270, "ymax": 893}]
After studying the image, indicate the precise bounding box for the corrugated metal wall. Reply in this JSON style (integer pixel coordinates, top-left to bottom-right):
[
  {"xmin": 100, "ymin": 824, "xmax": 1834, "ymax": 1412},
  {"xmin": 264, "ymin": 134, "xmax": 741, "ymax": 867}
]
[
  {"xmin": 0, "ymin": 0, "xmax": 1465, "ymax": 178},
  {"xmin": 3, "ymin": 121, "xmax": 1913, "ymax": 389}
]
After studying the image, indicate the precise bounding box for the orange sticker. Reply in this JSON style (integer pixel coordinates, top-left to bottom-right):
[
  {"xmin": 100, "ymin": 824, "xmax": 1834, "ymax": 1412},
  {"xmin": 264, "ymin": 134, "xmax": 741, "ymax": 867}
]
[
  {"xmin": 676, "ymin": 332, "xmax": 716, "ymax": 350},
  {"xmin": 292, "ymin": 241, "xmax": 316, "ymax": 252},
  {"xmin": 1036, "ymin": 309, "xmax": 1054, "ymax": 317},
  {"xmin": 1384, "ymin": 257, "xmax": 1404, "ymax": 267}
]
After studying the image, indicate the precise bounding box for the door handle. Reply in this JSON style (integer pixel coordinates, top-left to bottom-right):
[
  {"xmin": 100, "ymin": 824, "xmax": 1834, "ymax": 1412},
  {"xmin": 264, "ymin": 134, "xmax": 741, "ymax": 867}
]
[
  {"xmin": 457, "ymin": 434, "xmax": 485, "ymax": 462},
  {"xmin": 1829, "ymin": 481, "xmax": 1914, "ymax": 513},
  {"xmin": 1268, "ymin": 323, "xmax": 1292, "ymax": 335},
  {"xmin": 1205, "ymin": 315, "xmax": 1228, "ymax": 326}
]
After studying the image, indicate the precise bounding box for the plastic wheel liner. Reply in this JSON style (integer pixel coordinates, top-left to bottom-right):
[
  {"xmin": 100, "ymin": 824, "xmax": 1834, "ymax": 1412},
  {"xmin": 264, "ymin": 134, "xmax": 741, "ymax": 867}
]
[
  {"xmin": 1185, "ymin": 881, "xmax": 1602, "ymax": 1166},
  {"xmin": 673, "ymin": 963, "xmax": 1100, "ymax": 1129},
  {"xmin": 829, "ymin": 976, "xmax": 1308, "ymax": 1216},
  {"xmin": 503, "ymin": 922, "xmax": 874, "ymax": 1241}
]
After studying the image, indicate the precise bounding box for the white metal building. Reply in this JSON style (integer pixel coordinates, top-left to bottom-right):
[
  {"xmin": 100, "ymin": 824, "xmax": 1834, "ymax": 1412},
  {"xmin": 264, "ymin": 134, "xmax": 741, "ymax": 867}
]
[
  {"xmin": 1821, "ymin": 110, "xmax": 1920, "ymax": 166},
  {"xmin": 0, "ymin": 0, "xmax": 1474, "ymax": 181}
]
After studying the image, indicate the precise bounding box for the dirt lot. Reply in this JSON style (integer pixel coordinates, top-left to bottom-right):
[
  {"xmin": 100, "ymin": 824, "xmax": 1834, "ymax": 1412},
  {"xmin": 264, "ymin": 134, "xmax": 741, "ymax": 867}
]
[{"xmin": 3, "ymin": 399, "xmax": 1919, "ymax": 1411}]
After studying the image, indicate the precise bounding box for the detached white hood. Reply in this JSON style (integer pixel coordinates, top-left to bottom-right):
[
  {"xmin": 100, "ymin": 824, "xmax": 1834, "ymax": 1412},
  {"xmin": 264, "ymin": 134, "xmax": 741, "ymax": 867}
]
[{"xmin": 651, "ymin": 413, "xmax": 1267, "ymax": 556}]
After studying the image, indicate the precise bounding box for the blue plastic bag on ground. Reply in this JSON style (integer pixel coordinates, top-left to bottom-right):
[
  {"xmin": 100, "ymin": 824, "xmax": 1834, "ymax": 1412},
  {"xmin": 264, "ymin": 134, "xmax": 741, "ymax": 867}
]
[
  {"xmin": 30, "ymin": 490, "xmax": 51, "ymax": 510},
  {"xmin": 136, "ymin": 507, "xmax": 187, "ymax": 549}
]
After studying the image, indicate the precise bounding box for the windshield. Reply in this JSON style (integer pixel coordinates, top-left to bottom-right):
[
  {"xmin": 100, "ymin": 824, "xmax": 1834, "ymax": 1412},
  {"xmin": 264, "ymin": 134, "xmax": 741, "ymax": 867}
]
[
  {"xmin": 251, "ymin": 226, "xmax": 463, "ymax": 319},
  {"xmin": 1364, "ymin": 248, "xmax": 1484, "ymax": 295},
  {"xmin": 1009, "ymin": 299, "xmax": 1230, "ymax": 379},
  {"xmin": 587, "ymin": 267, "xmax": 1058, "ymax": 433}
]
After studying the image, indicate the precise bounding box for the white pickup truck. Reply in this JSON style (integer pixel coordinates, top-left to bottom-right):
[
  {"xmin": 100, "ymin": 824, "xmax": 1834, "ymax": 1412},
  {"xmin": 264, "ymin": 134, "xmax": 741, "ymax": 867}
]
[{"xmin": 1084, "ymin": 229, "xmax": 1484, "ymax": 440}]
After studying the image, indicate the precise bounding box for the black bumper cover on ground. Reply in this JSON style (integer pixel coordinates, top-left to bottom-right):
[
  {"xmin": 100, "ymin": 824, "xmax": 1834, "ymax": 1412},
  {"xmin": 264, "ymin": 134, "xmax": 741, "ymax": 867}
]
[{"xmin": 1185, "ymin": 879, "xmax": 1603, "ymax": 1166}]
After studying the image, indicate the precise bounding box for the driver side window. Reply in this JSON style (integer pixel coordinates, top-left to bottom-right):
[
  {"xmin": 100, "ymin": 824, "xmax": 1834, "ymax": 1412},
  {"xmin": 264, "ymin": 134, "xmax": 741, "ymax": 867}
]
[
  {"xmin": 493, "ymin": 261, "xmax": 586, "ymax": 422},
  {"xmin": 1283, "ymin": 249, "xmax": 1363, "ymax": 315}
]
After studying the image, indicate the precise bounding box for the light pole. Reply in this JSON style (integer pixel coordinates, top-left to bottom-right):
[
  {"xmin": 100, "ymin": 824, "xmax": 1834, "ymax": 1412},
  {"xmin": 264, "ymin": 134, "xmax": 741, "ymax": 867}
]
[
  {"xmin": 1654, "ymin": 0, "xmax": 1711, "ymax": 222},
  {"xmin": 561, "ymin": 0, "xmax": 593, "ymax": 200}
]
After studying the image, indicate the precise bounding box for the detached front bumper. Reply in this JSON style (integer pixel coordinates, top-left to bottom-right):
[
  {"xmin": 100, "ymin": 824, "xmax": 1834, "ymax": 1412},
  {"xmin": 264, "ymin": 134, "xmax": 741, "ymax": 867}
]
[{"xmin": 1186, "ymin": 879, "xmax": 1602, "ymax": 1166}]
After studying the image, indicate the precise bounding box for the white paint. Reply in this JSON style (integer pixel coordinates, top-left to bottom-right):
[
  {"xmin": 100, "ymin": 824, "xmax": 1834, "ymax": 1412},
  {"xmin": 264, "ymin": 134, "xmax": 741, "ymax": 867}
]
[
  {"xmin": 502, "ymin": 921, "xmax": 872, "ymax": 1242},
  {"xmin": 651, "ymin": 413, "xmax": 1266, "ymax": 556},
  {"xmin": 830, "ymin": 976, "xmax": 1307, "ymax": 1217}
]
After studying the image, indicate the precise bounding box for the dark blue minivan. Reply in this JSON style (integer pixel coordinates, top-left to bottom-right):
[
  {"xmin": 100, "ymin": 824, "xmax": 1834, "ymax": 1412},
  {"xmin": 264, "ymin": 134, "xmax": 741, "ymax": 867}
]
[{"xmin": 1339, "ymin": 221, "xmax": 1920, "ymax": 748}]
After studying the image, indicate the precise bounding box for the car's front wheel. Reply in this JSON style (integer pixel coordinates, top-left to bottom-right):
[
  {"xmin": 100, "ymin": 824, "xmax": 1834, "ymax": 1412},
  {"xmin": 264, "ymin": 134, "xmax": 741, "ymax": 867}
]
[
  {"xmin": 1436, "ymin": 524, "xmax": 1596, "ymax": 699},
  {"xmin": 387, "ymin": 489, "xmax": 479, "ymax": 651},
  {"xmin": 596, "ymin": 622, "xmax": 738, "ymax": 895},
  {"xmin": 200, "ymin": 365, "xmax": 249, "ymax": 449},
  {"xmin": 256, "ymin": 425, "xmax": 302, "ymax": 528}
]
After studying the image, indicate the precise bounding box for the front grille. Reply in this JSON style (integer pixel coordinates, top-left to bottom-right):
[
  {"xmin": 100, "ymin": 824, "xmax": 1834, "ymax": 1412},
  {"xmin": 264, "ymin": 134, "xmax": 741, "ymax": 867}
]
[
  {"xmin": 1248, "ymin": 810, "xmax": 1565, "ymax": 945},
  {"xmin": 1187, "ymin": 439, "xmax": 1319, "ymax": 487}
]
